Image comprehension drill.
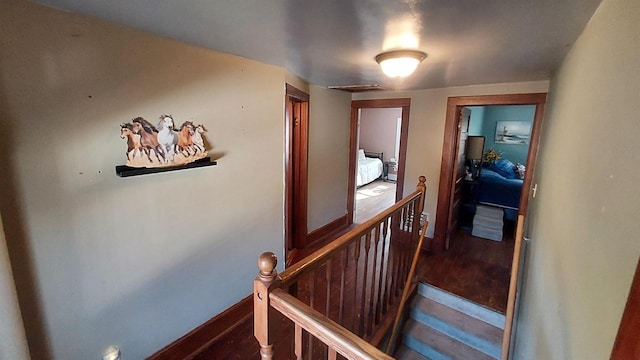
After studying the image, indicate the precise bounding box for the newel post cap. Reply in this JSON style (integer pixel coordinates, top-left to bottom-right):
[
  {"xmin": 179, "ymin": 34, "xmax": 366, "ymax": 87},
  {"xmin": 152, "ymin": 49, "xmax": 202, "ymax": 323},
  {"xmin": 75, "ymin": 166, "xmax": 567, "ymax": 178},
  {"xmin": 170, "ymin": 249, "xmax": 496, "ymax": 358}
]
[
  {"xmin": 417, "ymin": 176, "xmax": 426, "ymax": 189},
  {"xmin": 258, "ymin": 252, "xmax": 278, "ymax": 279}
]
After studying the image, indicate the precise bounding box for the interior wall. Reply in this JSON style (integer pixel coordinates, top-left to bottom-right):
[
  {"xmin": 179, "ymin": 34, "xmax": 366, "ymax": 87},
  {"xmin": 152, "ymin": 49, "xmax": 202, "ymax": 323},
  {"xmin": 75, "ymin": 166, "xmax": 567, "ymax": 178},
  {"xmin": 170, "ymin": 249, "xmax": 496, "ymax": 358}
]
[
  {"xmin": 514, "ymin": 0, "xmax": 640, "ymax": 358},
  {"xmin": 307, "ymin": 86, "xmax": 351, "ymax": 232},
  {"xmin": 358, "ymin": 108, "xmax": 403, "ymax": 162},
  {"xmin": 0, "ymin": 214, "xmax": 30, "ymax": 360},
  {"xmin": 352, "ymin": 80, "xmax": 549, "ymax": 237},
  {"xmin": 467, "ymin": 106, "xmax": 485, "ymax": 135},
  {"xmin": 0, "ymin": 1, "xmax": 287, "ymax": 358},
  {"xmin": 480, "ymin": 105, "xmax": 535, "ymax": 165}
]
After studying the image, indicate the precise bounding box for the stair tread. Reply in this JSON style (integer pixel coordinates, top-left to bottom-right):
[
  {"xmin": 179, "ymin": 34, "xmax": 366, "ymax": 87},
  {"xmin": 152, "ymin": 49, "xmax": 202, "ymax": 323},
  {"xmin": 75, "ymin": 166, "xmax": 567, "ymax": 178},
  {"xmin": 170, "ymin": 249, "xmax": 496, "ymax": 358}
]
[
  {"xmin": 404, "ymin": 319, "xmax": 497, "ymax": 360},
  {"xmin": 418, "ymin": 283, "xmax": 505, "ymax": 329},
  {"xmin": 412, "ymin": 296, "xmax": 503, "ymax": 345},
  {"xmin": 396, "ymin": 344, "xmax": 431, "ymax": 360}
]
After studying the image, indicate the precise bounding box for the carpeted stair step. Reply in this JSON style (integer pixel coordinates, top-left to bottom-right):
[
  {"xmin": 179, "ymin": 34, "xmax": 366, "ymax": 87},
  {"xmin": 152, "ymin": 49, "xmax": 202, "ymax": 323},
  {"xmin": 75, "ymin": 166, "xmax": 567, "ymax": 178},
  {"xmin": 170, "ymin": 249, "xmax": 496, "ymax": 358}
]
[
  {"xmin": 417, "ymin": 283, "xmax": 505, "ymax": 330},
  {"xmin": 412, "ymin": 296, "xmax": 504, "ymax": 348},
  {"xmin": 395, "ymin": 344, "xmax": 429, "ymax": 360},
  {"xmin": 399, "ymin": 283, "xmax": 505, "ymax": 360},
  {"xmin": 402, "ymin": 319, "xmax": 496, "ymax": 360}
]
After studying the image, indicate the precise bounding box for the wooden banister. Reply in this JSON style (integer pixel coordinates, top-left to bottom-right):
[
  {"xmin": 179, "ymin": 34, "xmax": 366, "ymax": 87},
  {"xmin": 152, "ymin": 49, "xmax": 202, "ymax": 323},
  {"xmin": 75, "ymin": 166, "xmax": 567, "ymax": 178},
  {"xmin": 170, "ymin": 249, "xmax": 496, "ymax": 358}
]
[
  {"xmin": 270, "ymin": 288, "xmax": 394, "ymax": 360},
  {"xmin": 279, "ymin": 176, "xmax": 427, "ymax": 288},
  {"xmin": 386, "ymin": 219, "xmax": 429, "ymax": 354},
  {"xmin": 254, "ymin": 176, "xmax": 427, "ymax": 358}
]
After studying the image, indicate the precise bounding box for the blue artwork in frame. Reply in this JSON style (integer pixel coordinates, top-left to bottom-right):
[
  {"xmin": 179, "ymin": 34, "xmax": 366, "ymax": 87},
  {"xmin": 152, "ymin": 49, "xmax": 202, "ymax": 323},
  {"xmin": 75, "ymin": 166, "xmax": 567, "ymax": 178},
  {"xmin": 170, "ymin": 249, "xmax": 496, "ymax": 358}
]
[{"xmin": 494, "ymin": 121, "xmax": 531, "ymax": 145}]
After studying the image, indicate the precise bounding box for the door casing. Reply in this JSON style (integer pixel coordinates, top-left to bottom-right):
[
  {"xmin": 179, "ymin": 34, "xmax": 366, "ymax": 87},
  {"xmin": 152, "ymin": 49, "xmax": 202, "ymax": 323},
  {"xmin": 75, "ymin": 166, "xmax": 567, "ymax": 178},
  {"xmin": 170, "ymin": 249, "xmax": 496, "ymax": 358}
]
[
  {"xmin": 284, "ymin": 84, "xmax": 309, "ymax": 264},
  {"xmin": 347, "ymin": 99, "xmax": 411, "ymax": 225},
  {"xmin": 443, "ymin": 107, "xmax": 471, "ymax": 249},
  {"xmin": 433, "ymin": 93, "xmax": 547, "ymax": 251}
]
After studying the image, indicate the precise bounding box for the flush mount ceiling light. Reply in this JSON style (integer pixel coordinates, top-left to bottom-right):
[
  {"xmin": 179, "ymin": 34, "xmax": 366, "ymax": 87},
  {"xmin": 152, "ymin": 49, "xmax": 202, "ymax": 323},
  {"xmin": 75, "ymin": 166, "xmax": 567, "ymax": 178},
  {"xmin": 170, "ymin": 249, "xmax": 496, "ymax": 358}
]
[{"xmin": 375, "ymin": 49, "xmax": 427, "ymax": 78}]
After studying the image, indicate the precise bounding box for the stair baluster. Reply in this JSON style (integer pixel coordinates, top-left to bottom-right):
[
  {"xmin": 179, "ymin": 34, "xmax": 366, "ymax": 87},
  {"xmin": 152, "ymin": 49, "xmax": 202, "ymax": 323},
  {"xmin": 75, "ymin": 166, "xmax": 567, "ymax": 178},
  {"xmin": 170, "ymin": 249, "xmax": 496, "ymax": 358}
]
[{"xmin": 254, "ymin": 176, "xmax": 427, "ymax": 358}]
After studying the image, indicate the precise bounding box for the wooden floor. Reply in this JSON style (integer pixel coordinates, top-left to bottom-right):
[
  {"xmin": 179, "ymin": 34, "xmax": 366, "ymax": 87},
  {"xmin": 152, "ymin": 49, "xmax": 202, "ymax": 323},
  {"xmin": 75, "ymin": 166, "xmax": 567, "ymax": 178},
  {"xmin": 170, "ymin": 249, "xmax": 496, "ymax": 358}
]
[
  {"xmin": 418, "ymin": 222, "xmax": 516, "ymax": 314},
  {"xmin": 354, "ymin": 180, "xmax": 396, "ymax": 224}
]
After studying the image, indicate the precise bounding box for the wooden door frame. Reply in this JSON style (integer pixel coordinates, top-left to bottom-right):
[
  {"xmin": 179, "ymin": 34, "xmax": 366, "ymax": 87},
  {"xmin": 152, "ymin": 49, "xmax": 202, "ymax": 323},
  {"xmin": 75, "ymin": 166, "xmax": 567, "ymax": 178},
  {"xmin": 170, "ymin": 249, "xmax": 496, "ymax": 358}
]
[
  {"xmin": 444, "ymin": 107, "xmax": 471, "ymax": 248},
  {"xmin": 433, "ymin": 93, "xmax": 547, "ymax": 251},
  {"xmin": 285, "ymin": 84, "xmax": 309, "ymax": 262},
  {"xmin": 347, "ymin": 98, "xmax": 411, "ymax": 224},
  {"xmin": 610, "ymin": 256, "xmax": 640, "ymax": 359}
]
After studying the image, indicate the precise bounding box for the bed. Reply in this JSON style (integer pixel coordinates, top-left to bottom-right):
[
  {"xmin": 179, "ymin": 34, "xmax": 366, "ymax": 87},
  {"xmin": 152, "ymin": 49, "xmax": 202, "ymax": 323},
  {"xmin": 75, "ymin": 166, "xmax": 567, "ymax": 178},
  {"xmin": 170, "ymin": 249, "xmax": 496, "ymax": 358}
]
[
  {"xmin": 356, "ymin": 150, "xmax": 383, "ymax": 187},
  {"xmin": 475, "ymin": 159, "xmax": 525, "ymax": 222}
]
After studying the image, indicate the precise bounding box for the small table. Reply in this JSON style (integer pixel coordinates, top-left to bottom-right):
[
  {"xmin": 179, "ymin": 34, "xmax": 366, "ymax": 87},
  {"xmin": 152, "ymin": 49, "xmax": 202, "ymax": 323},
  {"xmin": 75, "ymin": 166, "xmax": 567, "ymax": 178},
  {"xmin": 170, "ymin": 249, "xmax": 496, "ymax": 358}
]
[{"xmin": 383, "ymin": 162, "xmax": 396, "ymax": 182}]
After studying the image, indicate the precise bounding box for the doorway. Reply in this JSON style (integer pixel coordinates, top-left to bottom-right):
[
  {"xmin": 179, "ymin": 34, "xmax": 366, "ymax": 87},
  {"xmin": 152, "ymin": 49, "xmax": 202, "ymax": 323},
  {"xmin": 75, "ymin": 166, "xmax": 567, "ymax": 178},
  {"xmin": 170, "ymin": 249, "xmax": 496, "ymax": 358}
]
[
  {"xmin": 434, "ymin": 93, "xmax": 547, "ymax": 251},
  {"xmin": 347, "ymin": 99, "xmax": 411, "ymax": 225},
  {"xmin": 354, "ymin": 107, "xmax": 402, "ymax": 224},
  {"xmin": 284, "ymin": 84, "xmax": 309, "ymax": 265}
]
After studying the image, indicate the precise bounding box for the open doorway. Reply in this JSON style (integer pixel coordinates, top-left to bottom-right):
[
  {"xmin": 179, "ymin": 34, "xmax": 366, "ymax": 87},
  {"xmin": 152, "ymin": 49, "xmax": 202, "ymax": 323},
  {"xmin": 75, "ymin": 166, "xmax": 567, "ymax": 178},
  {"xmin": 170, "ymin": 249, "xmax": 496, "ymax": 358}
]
[
  {"xmin": 347, "ymin": 99, "xmax": 411, "ymax": 225},
  {"xmin": 353, "ymin": 108, "xmax": 402, "ymax": 224},
  {"xmin": 457, "ymin": 105, "xmax": 536, "ymax": 237},
  {"xmin": 434, "ymin": 94, "xmax": 547, "ymax": 251}
]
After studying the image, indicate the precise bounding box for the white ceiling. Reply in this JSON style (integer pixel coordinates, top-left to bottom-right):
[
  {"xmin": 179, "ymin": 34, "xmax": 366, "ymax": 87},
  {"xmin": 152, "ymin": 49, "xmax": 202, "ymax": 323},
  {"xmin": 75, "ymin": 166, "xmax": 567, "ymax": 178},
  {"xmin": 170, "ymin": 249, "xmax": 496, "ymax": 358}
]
[{"xmin": 33, "ymin": 0, "xmax": 602, "ymax": 90}]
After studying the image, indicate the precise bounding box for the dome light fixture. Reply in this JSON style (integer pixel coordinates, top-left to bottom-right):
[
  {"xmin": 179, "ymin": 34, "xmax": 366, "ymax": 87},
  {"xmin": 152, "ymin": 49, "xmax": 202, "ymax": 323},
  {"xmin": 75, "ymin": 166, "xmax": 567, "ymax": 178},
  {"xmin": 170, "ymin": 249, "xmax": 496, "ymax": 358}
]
[{"xmin": 375, "ymin": 49, "xmax": 427, "ymax": 78}]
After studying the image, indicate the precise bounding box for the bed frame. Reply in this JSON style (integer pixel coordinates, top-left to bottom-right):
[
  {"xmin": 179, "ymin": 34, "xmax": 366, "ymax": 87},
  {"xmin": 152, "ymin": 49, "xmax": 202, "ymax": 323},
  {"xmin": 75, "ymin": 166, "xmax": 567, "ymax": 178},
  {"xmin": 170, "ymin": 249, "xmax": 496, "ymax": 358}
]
[{"xmin": 364, "ymin": 151, "xmax": 383, "ymax": 161}]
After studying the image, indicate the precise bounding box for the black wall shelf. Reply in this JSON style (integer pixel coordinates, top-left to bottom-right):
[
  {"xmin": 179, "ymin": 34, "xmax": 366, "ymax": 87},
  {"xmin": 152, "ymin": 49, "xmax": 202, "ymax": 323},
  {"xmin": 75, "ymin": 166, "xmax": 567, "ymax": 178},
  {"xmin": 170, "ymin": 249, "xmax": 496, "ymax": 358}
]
[{"xmin": 115, "ymin": 157, "xmax": 217, "ymax": 177}]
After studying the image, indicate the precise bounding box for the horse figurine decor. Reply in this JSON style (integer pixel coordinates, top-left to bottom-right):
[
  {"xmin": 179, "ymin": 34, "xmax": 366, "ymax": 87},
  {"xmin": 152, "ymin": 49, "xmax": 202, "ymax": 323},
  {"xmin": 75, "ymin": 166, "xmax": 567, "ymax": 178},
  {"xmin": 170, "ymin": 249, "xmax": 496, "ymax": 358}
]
[
  {"xmin": 120, "ymin": 115, "xmax": 210, "ymax": 168},
  {"xmin": 157, "ymin": 114, "xmax": 178, "ymax": 163}
]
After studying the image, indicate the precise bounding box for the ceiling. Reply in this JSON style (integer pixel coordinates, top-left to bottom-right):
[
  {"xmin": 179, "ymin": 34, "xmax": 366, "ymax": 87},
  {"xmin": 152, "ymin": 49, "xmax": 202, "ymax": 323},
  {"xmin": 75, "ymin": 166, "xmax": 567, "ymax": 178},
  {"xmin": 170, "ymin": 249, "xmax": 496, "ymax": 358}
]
[{"xmin": 33, "ymin": 0, "xmax": 602, "ymax": 90}]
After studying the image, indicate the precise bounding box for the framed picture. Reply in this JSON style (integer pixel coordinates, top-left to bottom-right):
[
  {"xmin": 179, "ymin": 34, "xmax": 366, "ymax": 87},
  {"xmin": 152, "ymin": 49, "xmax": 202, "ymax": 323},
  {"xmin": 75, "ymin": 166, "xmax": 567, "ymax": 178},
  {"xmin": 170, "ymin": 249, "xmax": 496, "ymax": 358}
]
[{"xmin": 494, "ymin": 121, "xmax": 531, "ymax": 144}]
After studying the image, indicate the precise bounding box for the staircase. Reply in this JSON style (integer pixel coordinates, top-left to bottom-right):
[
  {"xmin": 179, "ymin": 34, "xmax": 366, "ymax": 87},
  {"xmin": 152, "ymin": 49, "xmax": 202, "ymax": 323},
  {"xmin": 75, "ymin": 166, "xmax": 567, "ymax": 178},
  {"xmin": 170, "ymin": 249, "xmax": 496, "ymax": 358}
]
[{"xmin": 396, "ymin": 283, "xmax": 505, "ymax": 360}]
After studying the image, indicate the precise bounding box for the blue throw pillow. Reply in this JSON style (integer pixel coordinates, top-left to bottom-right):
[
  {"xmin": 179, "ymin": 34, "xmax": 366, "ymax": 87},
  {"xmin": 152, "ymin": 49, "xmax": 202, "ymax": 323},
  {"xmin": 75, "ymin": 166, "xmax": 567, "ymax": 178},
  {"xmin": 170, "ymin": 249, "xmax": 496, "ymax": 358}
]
[{"xmin": 491, "ymin": 159, "xmax": 516, "ymax": 179}]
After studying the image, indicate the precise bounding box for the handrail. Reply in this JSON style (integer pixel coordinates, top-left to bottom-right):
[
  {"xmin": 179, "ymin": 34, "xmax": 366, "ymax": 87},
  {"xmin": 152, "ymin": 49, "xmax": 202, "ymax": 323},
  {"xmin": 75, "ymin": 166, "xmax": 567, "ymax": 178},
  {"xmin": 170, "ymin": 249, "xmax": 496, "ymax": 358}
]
[
  {"xmin": 386, "ymin": 219, "xmax": 429, "ymax": 353},
  {"xmin": 278, "ymin": 183, "xmax": 425, "ymax": 288},
  {"xmin": 270, "ymin": 288, "xmax": 394, "ymax": 360},
  {"xmin": 254, "ymin": 176, "xmax": 427, "ymax": 359}
]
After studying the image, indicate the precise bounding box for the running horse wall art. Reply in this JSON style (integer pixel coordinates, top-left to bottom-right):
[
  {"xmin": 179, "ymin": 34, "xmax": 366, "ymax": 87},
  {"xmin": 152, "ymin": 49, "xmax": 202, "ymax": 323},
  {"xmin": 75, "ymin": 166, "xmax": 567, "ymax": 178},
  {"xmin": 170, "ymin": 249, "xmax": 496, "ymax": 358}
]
[{"xmin": 119, "ymin": 114, "xmax": 210, "ymax": 168}]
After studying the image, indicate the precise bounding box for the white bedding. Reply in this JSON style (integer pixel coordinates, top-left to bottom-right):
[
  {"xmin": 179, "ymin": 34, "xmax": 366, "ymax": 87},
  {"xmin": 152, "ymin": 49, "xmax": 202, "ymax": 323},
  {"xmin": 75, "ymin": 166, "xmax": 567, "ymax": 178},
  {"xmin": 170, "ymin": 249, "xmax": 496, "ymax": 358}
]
[{"xmin": 356, "ymin": 150, "xmax": 383, "ymax": 186}]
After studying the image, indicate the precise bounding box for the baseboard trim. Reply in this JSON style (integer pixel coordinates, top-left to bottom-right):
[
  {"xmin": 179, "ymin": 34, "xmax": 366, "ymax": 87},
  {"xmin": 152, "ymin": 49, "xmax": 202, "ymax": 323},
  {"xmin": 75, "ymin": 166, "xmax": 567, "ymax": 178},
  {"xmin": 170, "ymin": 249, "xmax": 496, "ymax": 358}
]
[
  {"xmin": 306, "ymin": 214, "xmax": 349, "ymax": 247},
  {"xmin": 148, "ymin": 295, "xmax": 253, "ymax": 360}
]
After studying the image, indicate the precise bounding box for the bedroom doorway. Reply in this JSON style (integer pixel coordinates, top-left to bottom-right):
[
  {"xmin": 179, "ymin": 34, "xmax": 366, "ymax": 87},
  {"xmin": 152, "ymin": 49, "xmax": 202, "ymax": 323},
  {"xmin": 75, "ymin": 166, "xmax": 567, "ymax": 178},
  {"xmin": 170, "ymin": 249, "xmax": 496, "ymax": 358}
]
[
  {"xmin": 456, "ymin": 105, "xmax": 535, "ymax": 234},
  {"xmin": 434, "ymin": 93, "xmax": 547, "ymax": 251},
  {"xmin": 347, "ymin": 99, "xmax": 411, "ymax": 225}
]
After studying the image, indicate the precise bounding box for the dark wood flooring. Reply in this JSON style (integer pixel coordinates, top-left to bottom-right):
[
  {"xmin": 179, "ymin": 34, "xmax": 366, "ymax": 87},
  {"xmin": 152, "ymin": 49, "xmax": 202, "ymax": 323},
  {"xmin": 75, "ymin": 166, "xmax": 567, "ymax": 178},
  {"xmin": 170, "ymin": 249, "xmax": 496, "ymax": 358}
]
[{"xmin": 418, "ymin": 222, "xmax": 515, "ymax": 314}]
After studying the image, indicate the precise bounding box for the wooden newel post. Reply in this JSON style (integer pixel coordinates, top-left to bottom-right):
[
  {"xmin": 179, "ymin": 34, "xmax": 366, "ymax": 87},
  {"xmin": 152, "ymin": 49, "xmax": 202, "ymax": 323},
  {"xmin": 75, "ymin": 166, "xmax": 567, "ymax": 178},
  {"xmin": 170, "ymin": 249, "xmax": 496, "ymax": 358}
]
[
  {"xmin": 254, "ymin": 252, "xmax": 278, "ymax": 359},
  {"xmin": 416, "ymin": 176, "xmax": 427, "ymax": 215}
]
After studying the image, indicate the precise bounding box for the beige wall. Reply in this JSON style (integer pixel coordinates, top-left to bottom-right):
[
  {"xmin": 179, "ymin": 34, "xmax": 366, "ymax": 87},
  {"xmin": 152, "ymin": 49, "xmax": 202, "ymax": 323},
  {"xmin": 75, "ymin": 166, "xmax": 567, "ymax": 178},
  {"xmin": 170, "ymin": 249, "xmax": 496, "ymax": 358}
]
[
  {"xmin": 0, "ymin": 215, "xmax": 30, "ymax": 360},
  {"xmin": 514, "ymin": 0, "xmax": 640, "ymax": 358},
  {"xmin": 353, "ymin": 80, "xmax": 549, "ymax": 236},
  {"xmin": 0, "ymin": 1, "xmax": 287, "ymax": 358},
  {"xmin": 359, "ymin": 108, "xmax": 403, "ymax": 163},
  {"xmin": 307, "ymin": 86, "xmax": 351, "ymax": 232}
]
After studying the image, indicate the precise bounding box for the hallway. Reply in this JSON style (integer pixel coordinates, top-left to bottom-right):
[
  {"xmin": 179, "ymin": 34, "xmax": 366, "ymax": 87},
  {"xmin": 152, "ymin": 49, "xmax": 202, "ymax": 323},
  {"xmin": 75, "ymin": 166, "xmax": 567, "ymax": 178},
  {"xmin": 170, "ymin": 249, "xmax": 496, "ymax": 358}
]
[{"xmin": 418, "ymin": 223, "xmax": 516, "ymax": 313}]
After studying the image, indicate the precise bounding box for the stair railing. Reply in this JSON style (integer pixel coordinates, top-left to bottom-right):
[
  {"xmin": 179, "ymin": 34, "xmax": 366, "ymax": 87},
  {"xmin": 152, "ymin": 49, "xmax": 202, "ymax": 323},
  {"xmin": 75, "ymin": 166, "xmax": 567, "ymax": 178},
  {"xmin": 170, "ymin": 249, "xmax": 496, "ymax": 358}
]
[
  {"xmin": 254, "ymin": 176, "xmax": 426, "ymax": 359},
  {"xmin": 385, "ymin": 219, "xmax": 429, "ymax": 354}
]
